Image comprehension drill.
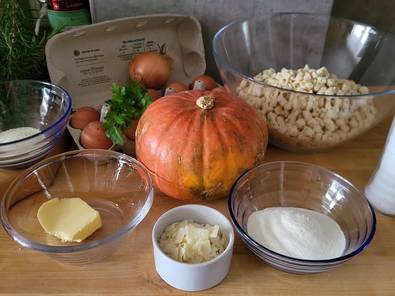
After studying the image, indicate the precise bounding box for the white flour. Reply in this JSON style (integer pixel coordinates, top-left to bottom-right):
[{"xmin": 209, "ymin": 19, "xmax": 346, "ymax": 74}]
[
  {"xmin": 247, "ymin": 207, "xmax": 346, "ymax": 260},
  {"xmin": 0, "ymin": 127, "xmax": 41, "ymax": 144}
]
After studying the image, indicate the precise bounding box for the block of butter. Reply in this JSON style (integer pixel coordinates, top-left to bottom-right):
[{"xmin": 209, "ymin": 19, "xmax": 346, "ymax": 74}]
[{"xmin": 37, "ymin": 197, "xmax": 102, "ymax": 242}]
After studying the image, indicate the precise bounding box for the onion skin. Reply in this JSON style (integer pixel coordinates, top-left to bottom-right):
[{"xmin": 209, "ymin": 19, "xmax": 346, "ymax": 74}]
[
  {"xmin": 129, "ymin": 52, "xmax": 171, "ymax": 89},
  {"xmin": 191, "ymin": 75, "xmax": 217, "ymax": 90}
]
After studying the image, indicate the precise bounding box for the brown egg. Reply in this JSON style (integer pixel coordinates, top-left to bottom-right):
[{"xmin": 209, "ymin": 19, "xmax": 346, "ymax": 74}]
[
  {"xmin": 191, "ymin": 75, "xmax": 217, "ymax": 90},
  {"xmin": 80, "ymin": 121, "xmax": 113, "ymax": 149},
  {"xmin": 70, "ymin": 106, "xmax": 100, "ymax": 129},
  {"xmin": 147, "ymin": 88, "xmax": 162, "ymax": 101},
  {"xmin": 124, "ymin": 119, "xmax": 139, "ymax": 140},
  {"xmin": 164, "ymin": 82, "xmax": 188, "ymax": 96}
]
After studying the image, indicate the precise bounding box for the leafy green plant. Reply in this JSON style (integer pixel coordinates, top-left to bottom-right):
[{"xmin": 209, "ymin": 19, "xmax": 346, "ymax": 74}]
[
  {"xmin": 103, "ymin": 81, "xmax": 152, "ymax": 145},
  {"xmin": 0, "ymin": 0, "xmax": 49, "ymax": 81},
  {"xmin": 0, "ymin": 82, "xmax": 30, "ymax": 130}
]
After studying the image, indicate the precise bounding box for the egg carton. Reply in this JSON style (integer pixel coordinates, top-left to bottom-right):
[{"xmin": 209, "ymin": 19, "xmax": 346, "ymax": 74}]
[{"xmin": 46, "ymin": 14, "xmax": 206, "ymax": 154}]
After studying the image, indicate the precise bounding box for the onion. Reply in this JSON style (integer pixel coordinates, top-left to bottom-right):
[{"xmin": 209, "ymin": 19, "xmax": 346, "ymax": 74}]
[{"xmin": 129, "ymin": 44, "xmax": 171, "ymax": 89}]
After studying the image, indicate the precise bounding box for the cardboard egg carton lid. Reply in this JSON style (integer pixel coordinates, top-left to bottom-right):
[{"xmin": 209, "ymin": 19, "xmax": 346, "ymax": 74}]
[{"xmin": 45, "ymin": 14, "xmax": 206, "ymax": 153}]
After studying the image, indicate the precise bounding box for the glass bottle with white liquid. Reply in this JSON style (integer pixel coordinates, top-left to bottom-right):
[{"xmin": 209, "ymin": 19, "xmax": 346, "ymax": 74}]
[{"xmin": 365, "ymin": 116, "xmax": 395, "ymax": 215}]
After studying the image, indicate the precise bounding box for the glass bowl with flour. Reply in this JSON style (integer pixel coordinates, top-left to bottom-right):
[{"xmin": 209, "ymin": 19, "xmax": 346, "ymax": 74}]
[
  {"xmin": 228, "ymin": 161, "xmax": 376, "ymax": 274},
  {"xmin": 0, "ymin": 80, "xmax": 71, "ymax": 168}
]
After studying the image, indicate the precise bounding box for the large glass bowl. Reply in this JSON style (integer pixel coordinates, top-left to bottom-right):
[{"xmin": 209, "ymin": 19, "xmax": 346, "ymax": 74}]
[
  {"xmin": 0, "ymin": 149, "xmax": 154, "ymax": 264},
  {"xmin": 228, "ymin": 161, "xmax": 376, "ymax": 274},
  {"xmin": 0, "ymin": 80, "xmax": 71, "ymax": 168},
  {"xmin": 213, "ymin": 13, "xmax": 395, "ymax": 151}
]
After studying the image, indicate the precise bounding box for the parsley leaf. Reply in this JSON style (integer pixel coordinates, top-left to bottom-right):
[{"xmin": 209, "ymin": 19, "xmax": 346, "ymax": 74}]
[{"xmin": 103, "ymin": 81, "xmax": 152, "ymax": 145}]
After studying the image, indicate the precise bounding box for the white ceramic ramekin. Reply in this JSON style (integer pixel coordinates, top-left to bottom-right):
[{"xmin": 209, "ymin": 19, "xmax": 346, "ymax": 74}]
[{"xmin": 152, "ymin": 204, "xmax": 234, "ymax": 291}]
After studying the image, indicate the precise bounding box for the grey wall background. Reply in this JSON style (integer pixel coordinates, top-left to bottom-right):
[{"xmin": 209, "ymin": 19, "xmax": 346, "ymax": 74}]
[
  {"xmin": 89, "ymin": 0, "xmax": 334, "ymax": 77},
  {"xmin": 26, "ymin": 0, "xmax": 395, "ymax": 78},
  {"xmin": 332, "ymin": 0, "xmax": 395, "ymax": 34}
]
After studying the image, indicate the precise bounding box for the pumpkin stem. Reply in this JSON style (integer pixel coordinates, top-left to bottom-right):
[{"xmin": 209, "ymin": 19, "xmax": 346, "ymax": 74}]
[{"xmin": 196, "ymin": 96, "xmax": 214, "ymax": 110}]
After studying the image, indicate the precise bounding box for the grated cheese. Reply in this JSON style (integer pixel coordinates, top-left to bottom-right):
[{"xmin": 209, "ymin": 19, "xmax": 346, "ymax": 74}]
[{"xmin": 158, "ymin": 220, "xmax": 228, "ymax": 264}]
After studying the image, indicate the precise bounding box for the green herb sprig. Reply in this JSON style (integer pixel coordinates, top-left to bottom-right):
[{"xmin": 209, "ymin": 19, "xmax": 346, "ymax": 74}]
[
  {"xmin": 103, "ymin": 81, "xmax": 152, "ymax": 145},
  {"xmin": 0, "ymin": 0, "xmax": 49, "ymax": 81}
]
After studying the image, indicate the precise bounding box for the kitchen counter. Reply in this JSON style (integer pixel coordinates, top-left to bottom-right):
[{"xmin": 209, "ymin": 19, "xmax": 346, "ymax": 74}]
[{"xmin": 0, "ymin": 116, "xmax": 394, "ymax": 296}]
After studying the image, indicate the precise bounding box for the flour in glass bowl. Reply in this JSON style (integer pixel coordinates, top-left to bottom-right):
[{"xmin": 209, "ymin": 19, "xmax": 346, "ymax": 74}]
[
  {"xmin": 247, "ymin": 207, "xmax": 346, "ymax": 260},
  {"xmin": 0, "ymin": 127, "xmax": 41, "ymax": 144}
]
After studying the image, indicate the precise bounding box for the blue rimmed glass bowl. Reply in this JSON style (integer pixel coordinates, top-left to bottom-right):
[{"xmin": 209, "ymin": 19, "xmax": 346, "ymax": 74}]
[
  {"xmin": 228, "ymin": 161, "xmax": 376, "ymax": 274},
  {"xmin": 0, "ymin": 80, "xmax": 72, "ymax": 168}
]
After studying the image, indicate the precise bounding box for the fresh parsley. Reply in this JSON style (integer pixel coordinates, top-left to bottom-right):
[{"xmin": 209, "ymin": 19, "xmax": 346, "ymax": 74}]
[{"xmin": 103, "ymin": 81, "xmax": 152, "ymax": 145}]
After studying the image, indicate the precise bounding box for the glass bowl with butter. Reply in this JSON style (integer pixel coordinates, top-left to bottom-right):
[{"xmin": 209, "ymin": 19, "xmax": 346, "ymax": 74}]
[
  {"xmin": 0, "ymin": 149, "xmax": 154, "ymax": 264},
  {"xmin": 228, "ymin": 161, "xmax": 376, "ymax": 274},
  {"xmin": 152, "ymin": 204, "xmax": 234, "ymax": 292}
]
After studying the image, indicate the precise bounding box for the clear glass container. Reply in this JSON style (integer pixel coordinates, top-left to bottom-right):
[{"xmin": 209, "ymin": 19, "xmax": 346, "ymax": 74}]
[
  {"xmin": 213, "ymin": 13, "xmax": 395, "ymax": 151},
  {"xmin": 0, "ymin": 80, "xmax": 72, "ymax": 168},
  {"xmin": 365, "ymin": 115, "xmax": 395, "ymax": 215},
  {"xmin": 0, "ymin": 149, "xmax": 154, "ymax": 264},
  {"xmin": 228, "ymin": 161, "xmax": 376, "ymax": 274}
]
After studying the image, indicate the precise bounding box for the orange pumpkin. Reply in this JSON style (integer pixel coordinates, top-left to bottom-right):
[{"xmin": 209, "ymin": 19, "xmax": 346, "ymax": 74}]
[{"xmin": 135, "ymin": 87, "xmax": 268, "ymax": 200}]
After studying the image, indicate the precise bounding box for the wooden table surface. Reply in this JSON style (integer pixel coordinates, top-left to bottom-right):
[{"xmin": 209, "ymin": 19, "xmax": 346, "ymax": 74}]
[{"xmin": 1, "ymin": 117, "xmax": 394, "ymax": 296}]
